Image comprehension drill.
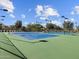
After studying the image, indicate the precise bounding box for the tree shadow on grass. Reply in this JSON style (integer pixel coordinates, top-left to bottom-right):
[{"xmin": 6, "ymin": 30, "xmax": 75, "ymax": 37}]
[
  {"xmin": 0, "ymin": 41, "xmax": 13, "ymax": 46},
  {"xmin": 0, "ymin": 47, "xmax": 27, "ymax": 59}
]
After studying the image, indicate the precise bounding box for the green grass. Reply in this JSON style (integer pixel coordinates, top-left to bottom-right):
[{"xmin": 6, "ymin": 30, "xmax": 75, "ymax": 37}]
[{"xmin": 0, "ymin": 32, "xmax": 79, "ymax": 59}]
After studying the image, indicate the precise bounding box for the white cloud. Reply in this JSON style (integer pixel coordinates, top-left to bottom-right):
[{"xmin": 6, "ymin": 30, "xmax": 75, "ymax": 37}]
[
  {"xmin": 51, "ymin": 20, "xmax": 62, "ymax": 27},
  {"xmin": 24, "ymin": 22, "xmax": 29, "ymax": 26},
  {"xmin": 0, "ymin": 0, "xmax": 14, "ymax": 13},
  {"xmin": 9, "ymin": 14, "xmax": 15, "ymax": 18},
  {"xmin": 70, "ymin": 18, "xmax": 74, "ymax": 22},
  {"xmin": 21, "ymin": 14, "xmax": 26, "ymax": 19},
  {"xmin": 40, "ymin": 17, "xmax": 48, "ymax": 20},
  {"xmin": 71, "ymin": 5, "xmax": 79, "ymax": 15},
  {"xmin": 35, "ymin": 5, "xmax": 43, "ymax": 16},
  {"xmin": 75, "ymin": 6, "xmax": 79, "ymax": 14},
  {"xmin": 41, "ymin": 23, "xmax": 46, "ymax": 27},
  {"xmin": 71, "ymin": 11, "xmax": 75, "ymax": 15},
  {"xmin": 43, "ymin": 7, "xmax": 59, "ymax": 17},
  {"xmin": 35, "ymin": 5, "xmax": 59, "ymax": 20}
]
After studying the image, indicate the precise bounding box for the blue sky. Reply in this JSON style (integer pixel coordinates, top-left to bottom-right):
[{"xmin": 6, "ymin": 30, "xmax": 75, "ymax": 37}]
[{"xmin": 0, "ymin": 0, "xmax": 79, "ymax": 26}]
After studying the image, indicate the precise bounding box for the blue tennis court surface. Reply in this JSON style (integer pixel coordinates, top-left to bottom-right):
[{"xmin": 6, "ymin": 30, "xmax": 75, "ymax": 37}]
[{"xmin": 12, "ymin": 32, "xmax": 58, "ymax": 40}]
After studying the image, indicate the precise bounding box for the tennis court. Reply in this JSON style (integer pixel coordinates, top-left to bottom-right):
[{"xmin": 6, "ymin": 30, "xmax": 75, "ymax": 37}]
[{"xmin": 0, "ymin": 32, "xmax": 79, "ymax": 59}]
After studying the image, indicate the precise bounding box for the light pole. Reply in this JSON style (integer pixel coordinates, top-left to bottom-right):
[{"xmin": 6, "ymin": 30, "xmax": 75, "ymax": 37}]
[
  {"xmin": 0, "ymin": 16, "xmax": 5, "ymax": 31},
  {"xmin": 75, "ymin": 22, "xmax": 77, "ymax": 32},
  {"xmin": 0, "ymin": 9, "xmax": 8, "ymax": 32}
]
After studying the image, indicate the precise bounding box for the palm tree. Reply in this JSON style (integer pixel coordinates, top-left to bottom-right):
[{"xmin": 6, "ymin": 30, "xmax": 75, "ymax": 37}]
[
  {"xmin": 61, "ymin": 16, "xmax": 69, "ymax": 34},
  {"xmin": 61, "ymin": 16, "xmax": 68, "ymax": 19},
  {"xmin": 0, "ymin": 9, "xmax": 8, "ymax": 12}
]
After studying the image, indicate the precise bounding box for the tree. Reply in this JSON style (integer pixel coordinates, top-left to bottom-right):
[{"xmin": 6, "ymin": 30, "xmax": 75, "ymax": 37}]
[
  {"xmin": 15, "ymin": 20, "xmax": 22, "ymax": 31},
  {"xmin": 10, "ymin": 25, "xmax": 16, "ymax": 30},
  {"xmin": 46, "ymin": 23, "xmax": 63, "ymax": 32},
  {"xmin": 77, "ymin": 26, "xmax": 79, "ymax": 31},
  {"xmin": 4, "ymin": 26, "xmax": 10, "ymax": 32},
  {"xmin": 55, "ymin": 26, "xmax": 63, "ymax": 31},
  {"xmin": 63, "ymin": 20, "xmax": 74, "ymax": 32},
  {"xmin": 21, "ymin": 26, "xmax": 27, "ymax": 32},
  {"xmin": 26, "ymin": 24, "xmax": 44, "ymax": 32},
  {"xmin": 0, "ymin": 23, "xmax": 3, "ymax": 30},
  {"xmin": 46, "ymin": 23, "xmax": 56, "ymax": 31}
]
